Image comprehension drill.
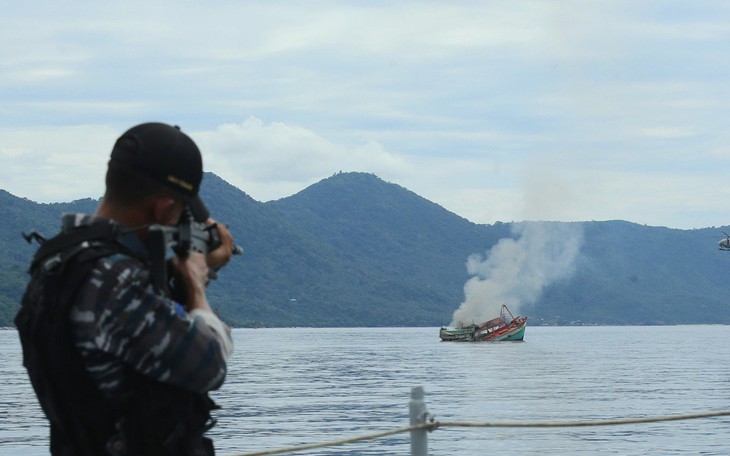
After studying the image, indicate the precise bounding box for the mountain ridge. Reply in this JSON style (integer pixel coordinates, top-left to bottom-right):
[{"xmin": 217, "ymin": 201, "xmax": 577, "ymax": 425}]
[{"xmin": 1, "ymin": 172, "xmax": 729, "ymax": 327}]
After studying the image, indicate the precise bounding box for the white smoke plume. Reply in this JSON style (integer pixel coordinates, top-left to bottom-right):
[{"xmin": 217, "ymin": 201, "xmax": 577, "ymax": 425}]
[{"xmin": 450, "ymin": 221, "xmax": 584, "ymax": 325}]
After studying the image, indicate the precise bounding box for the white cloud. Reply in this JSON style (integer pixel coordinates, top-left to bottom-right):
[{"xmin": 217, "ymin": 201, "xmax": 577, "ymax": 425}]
[
  {"xmin": 198, "ymin": 117, "xmax": 409, "ymax": 201},
  {"xmin": 1, "ymin": 1, "xmax": 729, "ymax": 229},
  {"xmin": 635, "ymin": 127, "xmax": 700, "ymax": 139},
  {"xmin": 0, "ymin": 125, "xmax": 114, "ymax": 202}
]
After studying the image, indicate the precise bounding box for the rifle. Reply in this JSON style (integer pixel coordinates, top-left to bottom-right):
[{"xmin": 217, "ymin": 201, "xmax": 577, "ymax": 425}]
[
  {"xmin": 24, "ymin": 210, "xmax": 243, "ymax": 296},
  {"xmin": 146, "ymin": 209, "xmax": 243, "ymax": 293}
]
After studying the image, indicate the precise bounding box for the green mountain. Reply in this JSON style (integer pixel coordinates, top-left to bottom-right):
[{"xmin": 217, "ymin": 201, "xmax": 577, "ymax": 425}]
[
  {"xmin": 1, "ymin": 173, "xmax": 729, "ymax": 327},
  {"xmin": 540, "ymin": 221, "xmax": 730, "ymax": 325},
  {"xmin": 0, "ymin": 191, "xmax": 99, "ymax": 325}
]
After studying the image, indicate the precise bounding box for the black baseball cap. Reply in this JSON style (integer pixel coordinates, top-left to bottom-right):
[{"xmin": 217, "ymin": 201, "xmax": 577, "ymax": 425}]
[{"xmin": 110, "ymin": 122, "xmax": 209, "ymax": 222}]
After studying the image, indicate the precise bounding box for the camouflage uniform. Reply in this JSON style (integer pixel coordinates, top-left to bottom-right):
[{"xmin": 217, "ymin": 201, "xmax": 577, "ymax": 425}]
[{"xmin": 62, "ymin": 213, "xmax": 233, "ymax": 397}]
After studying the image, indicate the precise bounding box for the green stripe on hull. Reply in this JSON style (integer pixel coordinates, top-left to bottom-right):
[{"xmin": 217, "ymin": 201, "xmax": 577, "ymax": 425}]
[{"xmin": 503, "ymin": 325, "xmax": 526, "ymax": 341}]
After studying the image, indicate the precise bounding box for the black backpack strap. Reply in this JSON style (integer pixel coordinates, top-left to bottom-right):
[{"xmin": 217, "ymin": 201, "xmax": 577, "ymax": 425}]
[
  {"xmin": 32, "ymin": 223, "xmax": 115, "ymax": 264},
  {"xmin": 30, "ymin": 223, "xmax": 148, "ymax": 274}
]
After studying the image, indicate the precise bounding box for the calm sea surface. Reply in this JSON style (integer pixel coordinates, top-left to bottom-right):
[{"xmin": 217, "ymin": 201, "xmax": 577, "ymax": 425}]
[{"xmin": 1, "ymin": 326, "xmax": 730, "ymax": 455}]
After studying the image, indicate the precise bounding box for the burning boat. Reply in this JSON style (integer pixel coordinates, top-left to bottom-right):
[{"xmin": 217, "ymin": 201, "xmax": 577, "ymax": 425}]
[{"xmin": 439, "ymin": 305, "xmax": 527, "ymax": 342}]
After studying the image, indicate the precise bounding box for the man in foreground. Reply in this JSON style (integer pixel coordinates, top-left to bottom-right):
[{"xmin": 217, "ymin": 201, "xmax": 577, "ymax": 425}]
[{"xmin": 16, "ymin": 122, "xmax": 236, "ymax": 455}]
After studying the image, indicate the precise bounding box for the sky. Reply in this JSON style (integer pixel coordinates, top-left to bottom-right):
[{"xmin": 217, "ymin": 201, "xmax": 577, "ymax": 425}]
[{"xmin": 2, "ymin": 1, "xmax": 730, "ymax": 229}]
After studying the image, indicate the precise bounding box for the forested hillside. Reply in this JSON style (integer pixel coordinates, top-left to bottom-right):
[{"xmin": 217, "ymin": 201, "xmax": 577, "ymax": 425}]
[
  {"xmin": 1, "ymin": 173, "xmax": 729, "ymax": 327},
  {"xmin": 0, "ymin": 191, "xmax": 98, "ymax": 325}
]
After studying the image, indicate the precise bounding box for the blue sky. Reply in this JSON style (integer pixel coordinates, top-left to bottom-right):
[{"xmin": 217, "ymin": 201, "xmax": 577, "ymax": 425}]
[{"xmin": 2, "ymin": 1, "xmax": 730, "ymax": 229}]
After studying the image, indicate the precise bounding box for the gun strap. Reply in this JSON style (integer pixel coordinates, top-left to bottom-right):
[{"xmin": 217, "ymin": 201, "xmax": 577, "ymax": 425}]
[{"xmin": 145, "ymin": 228, "xmax": 170, "ymax": 294}]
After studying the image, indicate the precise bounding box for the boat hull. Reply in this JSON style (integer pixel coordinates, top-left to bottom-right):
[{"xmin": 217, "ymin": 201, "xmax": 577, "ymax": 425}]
[{"xmin": 479, "ymin": 319, "xmax": 527, "ymax": 342}]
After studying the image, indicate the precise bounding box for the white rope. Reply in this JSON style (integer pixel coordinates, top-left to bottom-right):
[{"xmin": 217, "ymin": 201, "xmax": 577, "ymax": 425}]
[
  {"xmin": 227, "ymin": 424, "xmax": 418, "ymax": 456},
  {"xmin": 226, "ymin": 409, "xmax": 730, "ymax": 456},
  {"xmin": 435, "ymin": 409, "xmax": 730, "ymax": 428}
]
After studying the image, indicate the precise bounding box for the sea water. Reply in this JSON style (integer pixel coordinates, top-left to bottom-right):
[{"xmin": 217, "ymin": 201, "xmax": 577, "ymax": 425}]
[{"xmin": 1, "ymin": 326, "xmax": 730, "ymax": 455}]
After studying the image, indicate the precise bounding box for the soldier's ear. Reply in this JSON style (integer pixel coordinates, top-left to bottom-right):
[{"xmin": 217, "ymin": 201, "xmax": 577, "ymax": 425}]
[{"xmin": 153, "ymin": 196, "xmax": 183, "ymax": 226}]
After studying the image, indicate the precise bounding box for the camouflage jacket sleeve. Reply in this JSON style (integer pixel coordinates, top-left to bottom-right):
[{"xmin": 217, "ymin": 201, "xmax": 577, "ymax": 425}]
[{"xmin": 71, "ymin": 253, "xmax": 232, "ymax": 394}]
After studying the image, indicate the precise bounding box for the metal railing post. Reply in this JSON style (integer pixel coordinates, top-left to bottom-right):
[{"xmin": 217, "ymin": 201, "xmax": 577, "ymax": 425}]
[{"xmin": 409, "ymin": 386, "xmax": 429, "ymax": 456}]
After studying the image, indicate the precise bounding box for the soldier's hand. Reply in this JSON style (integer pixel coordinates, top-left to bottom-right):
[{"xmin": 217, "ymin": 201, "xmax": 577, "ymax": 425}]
[
  {"xmin": 207, "ymin": 219, "xmax": 235, "ymax": 271},
  {"xmin": 170, "ymin": 252, "xmax": 211, "ymax": 311}
]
